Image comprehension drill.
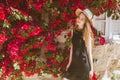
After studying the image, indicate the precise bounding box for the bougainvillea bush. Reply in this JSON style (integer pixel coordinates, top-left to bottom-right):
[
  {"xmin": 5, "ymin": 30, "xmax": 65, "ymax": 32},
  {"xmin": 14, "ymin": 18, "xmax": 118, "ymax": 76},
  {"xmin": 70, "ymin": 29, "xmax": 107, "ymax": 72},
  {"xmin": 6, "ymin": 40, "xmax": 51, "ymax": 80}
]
[{"xmin": 0, "ymin": 0, "xmax": 119, "ymax": 79}]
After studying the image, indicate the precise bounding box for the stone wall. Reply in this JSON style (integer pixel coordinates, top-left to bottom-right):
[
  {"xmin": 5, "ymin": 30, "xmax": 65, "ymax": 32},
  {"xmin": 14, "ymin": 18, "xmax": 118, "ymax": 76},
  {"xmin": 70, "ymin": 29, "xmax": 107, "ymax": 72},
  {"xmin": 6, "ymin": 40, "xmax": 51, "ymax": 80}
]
[{"xmin": 93, "ymin": 43, "xmax": 120, "ymax": 80}]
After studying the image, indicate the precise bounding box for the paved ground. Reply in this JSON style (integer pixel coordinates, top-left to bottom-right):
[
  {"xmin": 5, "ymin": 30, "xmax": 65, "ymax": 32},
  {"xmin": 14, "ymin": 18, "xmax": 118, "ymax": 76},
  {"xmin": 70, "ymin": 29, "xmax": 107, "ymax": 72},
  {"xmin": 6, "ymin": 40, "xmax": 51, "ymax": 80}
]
[{"xmin": 22, "ymin": 73, "xmax": 62, "ymax": 80}]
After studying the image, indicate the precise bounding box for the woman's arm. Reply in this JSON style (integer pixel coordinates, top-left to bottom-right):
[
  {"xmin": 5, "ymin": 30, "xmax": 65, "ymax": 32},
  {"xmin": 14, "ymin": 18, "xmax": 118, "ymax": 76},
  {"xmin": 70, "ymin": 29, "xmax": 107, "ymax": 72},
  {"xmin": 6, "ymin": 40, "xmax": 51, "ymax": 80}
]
[
  {"xmin": 66, "ymin": 44, "xmax": 73, "ymax": 69},
  {"xmin": 87, "ymin": 36, "xmax": 94, "ymax": 72},
  {"xmin": 66, "ymin": 28, "xmax": 73, "ymax": 71}
]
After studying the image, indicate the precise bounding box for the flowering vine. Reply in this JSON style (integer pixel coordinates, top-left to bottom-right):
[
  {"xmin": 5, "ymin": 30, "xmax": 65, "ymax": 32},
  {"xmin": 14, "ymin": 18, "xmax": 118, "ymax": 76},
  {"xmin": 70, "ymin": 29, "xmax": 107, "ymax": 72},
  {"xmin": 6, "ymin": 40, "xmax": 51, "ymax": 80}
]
[{"xmin": 0, "ymin": 0, "xmax": 119, "ymax": 79}]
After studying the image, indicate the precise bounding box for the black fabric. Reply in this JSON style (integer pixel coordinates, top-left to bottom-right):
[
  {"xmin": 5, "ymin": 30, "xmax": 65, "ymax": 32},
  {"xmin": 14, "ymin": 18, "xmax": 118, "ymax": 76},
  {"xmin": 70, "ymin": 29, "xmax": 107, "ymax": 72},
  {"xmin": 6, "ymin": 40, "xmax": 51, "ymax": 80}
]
[{"xmin": 63, "ymin": 29, "xmax": 91, "ymax": 80}]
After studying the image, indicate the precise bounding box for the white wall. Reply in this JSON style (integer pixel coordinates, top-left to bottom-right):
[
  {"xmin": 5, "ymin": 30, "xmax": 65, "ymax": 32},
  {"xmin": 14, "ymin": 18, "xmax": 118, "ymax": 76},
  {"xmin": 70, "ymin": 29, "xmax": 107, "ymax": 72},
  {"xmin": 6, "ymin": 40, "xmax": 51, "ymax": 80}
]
[{"xmin": 92, "ymin": 13, "xmax": 120, "ymax": 42}]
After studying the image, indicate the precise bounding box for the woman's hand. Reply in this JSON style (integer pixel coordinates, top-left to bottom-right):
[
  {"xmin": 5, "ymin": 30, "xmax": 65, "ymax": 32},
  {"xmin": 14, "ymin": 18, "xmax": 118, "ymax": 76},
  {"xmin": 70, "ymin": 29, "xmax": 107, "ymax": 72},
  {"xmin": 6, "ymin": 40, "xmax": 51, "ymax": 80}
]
[
  {"xmin": 89, "ymin": 70, "xmax": 94, "ymax": 79},
  {"xmin": 66, "ymin": 67, "xmax": 68, "ymax": 71},
  {"xmin": 65, "ymin": 62, "xmax": 71, "ymax": 71}
]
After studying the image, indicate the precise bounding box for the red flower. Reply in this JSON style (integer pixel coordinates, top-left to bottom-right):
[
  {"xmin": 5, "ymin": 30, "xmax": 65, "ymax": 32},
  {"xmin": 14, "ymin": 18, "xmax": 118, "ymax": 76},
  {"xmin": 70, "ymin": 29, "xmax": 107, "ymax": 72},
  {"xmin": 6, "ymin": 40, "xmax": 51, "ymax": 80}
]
[
  {"xmin": 45, "ymin": 34, "xmax": 52, "ymax": 44},
  {"xmin": 52, "ymin": 23, "xmax": 57, "ymax": 28},
  {"xmin": 39, "ymin": 41, "xmax": 44, "ymax": 47},
  {"xmin": 7, "ymin": 43, "xmax": 20, "ymax": 55},
  {"xmin": 87, "ymin": 0, "xmax": 91, "ymax": 4},
  {"xmin": 71, "ymin": 19, "xmax": 76, "ymax": 25},
  {"xmin": 77, "ymin": 2, "xmax": 85, "ymax": 10},
  {"xmin": 28, "ymin": 60, "xmax": 36, "ymax": 66},
  {"xmin": 67, "ymin": 31, "xmax": 72, "ymax": 37},
  {"xmin": 45, "ymin": 44, "xmax": 56, "ymax": 52},
  {"xmin": 108, "ymin": 0, "xmax": 113, "ymax": 8},
  {"xmin": 71, "ymin": 13, "xmax": 76, "ymax": 19},
  {"xmin": 70, "ymin": 0, "xmax": 85, "ymax": 11},
  {"xmin": 31, "ymin": 43, "xmax": 39, "ymax": 48},
  {"xmin": 29, "ymin": 26, "xmax": 43, "ymax": 36},
  {"xmin": 58, "ymin": 0, "xmax": 69, "ymax": 8},
  {"xmin": 70, "ymin": 4, "xmax": 77, "ymax": 11},
  {"xmin": 7, "ymin": 39, "xmax": 24, "ymax": 59},
  {"xmin": 0, "ymin": 5, "xmax": 10, "ymax": 20},
  {"xmin": 24, "ymin": 71, "xmax": 34, "ymax": 76},
  {"xmin": 34, "ymin": 3, "xmax": 43, "ymax": 11},
  {"xmin": 35, "ymin": 69, "xmax": 40, "ymax": 74},
  {"xmin": 1, "ymin": 58, "xmax": 13, "ymax": 77},
  {"xmin": 91, "ymin": 72, "xmax": 99, "ymax": 80},
  {"xmin": 53, "ymin": 74, "xmax": 58, "ymax": 78},
  {"xmin": 62, "ymin": 17, "xmax": 70, "ymax": 23},
  {"xmin": 20, "ymin": 10, "xmax": 29, "ymax": 17},
  {"xmin": 99, "ymin": 8, "xmax": 104, "ymax": 13},
  {"xmin": 54, "ymin": 30, "xmax": 61, "ymax": 36},
  {"xmin": 0, "ymin": 12, "xmax": 5, "ymax": 20},
  {"xmin": 21, "ymin": 23, "xmax": 30, "ymax": 30},
  {"xmin": 2, "ymin": 71, "xmax": 11, "ymax": 77},
  {"xmin": 63, "ymin": 0, "xmax": 69, "ymax": 5},
  {"xmin": 46, "ymin": 63, "xmax": 51, "ymax": 67},
  {"xmin": 15, "ymin": 34, "xmax": 27, "ymax": 41},
  {"xmin": 0, "ymin": 34, "xmax": 7, "ymax": 46},
  {"xmin": 0, "ymin": 6, "xmax": 6, "ymax": 20},
  {"xmin": 1, "ymin": 29, "xmax": 7, "ymax": 34},
  {"xmin": 20, "ymin": 48, "xmax": 28, "ymax": 56},
  {"xmin": 100, "ymin": 37, "xmax": 105, "ymax": 45}
]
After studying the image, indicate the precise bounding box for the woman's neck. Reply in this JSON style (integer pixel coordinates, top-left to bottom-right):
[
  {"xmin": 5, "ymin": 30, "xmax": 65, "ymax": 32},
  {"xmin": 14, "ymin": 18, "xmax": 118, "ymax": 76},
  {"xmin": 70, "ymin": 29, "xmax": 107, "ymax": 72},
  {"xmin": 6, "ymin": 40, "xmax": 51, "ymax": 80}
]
[
  {"xmin": 75, "ymin": 24, "xmax": 84, "ymax": 31},
  {"xmin": 75, "ymin": 27, "xmax": 84, "ymax": 32}
]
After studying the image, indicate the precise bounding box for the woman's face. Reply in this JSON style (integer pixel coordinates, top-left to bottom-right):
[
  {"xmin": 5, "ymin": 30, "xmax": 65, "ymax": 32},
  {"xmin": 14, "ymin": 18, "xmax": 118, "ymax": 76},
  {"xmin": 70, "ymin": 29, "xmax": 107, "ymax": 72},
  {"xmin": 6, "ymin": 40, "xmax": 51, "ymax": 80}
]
[{"xmin": 76, "ymin": 13, "xmax": 86, "ymax": 30}]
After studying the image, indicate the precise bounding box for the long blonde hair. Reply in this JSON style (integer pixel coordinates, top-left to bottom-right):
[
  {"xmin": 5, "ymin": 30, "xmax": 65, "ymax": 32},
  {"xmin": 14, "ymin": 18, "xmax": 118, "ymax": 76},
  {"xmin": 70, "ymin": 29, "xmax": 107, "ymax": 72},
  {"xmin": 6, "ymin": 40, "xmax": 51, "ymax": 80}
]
[{"xmin": 74, "ymin": 15, "xmax": 94, "ymax": 50}]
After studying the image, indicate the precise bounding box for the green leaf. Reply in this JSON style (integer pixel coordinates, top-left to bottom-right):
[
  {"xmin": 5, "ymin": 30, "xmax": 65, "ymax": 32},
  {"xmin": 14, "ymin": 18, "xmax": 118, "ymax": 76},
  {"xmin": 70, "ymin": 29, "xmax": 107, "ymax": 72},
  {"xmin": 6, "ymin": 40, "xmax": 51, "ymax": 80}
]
[
  {"xmin": 15, "ymin": 14, "xmax": 21, "ymax": 20},
  {"xmin": 56, "ymin": 54, "xmax": 64, "ymax": 63},
  {"xmin": 0, "ymin": 54, "xmax": 4, "ymax": 59},
  {"xmin": 3, "ymin": 21, "xmax": 11, "ymax": 28},
  {"xmin": 0, "ymin": 69, "xmax": 3, "ymax": 75},
  {"xmin": 107, "ymin": 9, "xmax": 112, "ymax": 17},
  {"xmin": 15, "ymin": 76, "xmax": 23, "ymax": 80},
  {"xmin": 13, "ymin": 62, "xmax": 20, "ymax": 70}
]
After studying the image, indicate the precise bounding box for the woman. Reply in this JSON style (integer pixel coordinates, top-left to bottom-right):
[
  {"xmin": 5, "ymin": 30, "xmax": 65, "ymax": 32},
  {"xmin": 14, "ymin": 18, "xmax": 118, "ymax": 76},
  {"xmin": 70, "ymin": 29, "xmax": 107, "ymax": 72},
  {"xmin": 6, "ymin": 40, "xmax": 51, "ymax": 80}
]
[{"xmin": 63, "ymin": 8, "xmax": 94, "ymax": 80}]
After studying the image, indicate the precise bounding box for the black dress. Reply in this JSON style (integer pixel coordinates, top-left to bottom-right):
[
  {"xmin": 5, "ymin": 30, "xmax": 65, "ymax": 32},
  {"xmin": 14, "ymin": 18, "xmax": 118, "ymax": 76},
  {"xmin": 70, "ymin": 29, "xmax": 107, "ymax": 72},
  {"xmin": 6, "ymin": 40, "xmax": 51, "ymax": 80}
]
[{"xmin": 63, "ymin": 29, "xmax": 91, "ymax": 80}]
